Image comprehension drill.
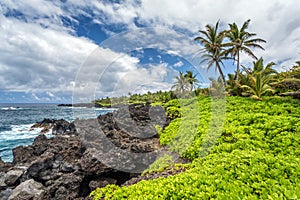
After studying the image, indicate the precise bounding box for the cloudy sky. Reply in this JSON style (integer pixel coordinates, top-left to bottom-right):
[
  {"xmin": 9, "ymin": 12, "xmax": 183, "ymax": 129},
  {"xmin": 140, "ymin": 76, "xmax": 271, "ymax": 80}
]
[{"xmin": 0, "ymin": 0, "xmax": 300, "ymax": 103}]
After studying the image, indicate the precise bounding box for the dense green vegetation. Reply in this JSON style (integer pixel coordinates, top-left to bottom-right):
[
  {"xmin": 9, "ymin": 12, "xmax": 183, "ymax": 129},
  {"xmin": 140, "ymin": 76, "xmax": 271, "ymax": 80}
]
[
  {"xmin": 90, "ymin": 19, "xmax": 299, "ymax": 199},
  {"xmin": 91, "ymin": 96, "xmax": 300, "ymax": 199},
  {"xmin": 194, "ymin": 19, "xmax": 266, "ymax": 86},
  {"xmin": 272, "ymin": 62, "xmax": 300, "ymax": 95},
  {"xmin": 94, "ymin": 90, "xmax": 176, "ymax": 107}
]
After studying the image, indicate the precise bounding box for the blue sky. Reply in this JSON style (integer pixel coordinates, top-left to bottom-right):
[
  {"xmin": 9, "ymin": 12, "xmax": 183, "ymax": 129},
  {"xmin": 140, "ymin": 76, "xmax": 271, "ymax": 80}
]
[{"xmin": 0, "ymin": 0, "xmax": 300, "ymax": 103}]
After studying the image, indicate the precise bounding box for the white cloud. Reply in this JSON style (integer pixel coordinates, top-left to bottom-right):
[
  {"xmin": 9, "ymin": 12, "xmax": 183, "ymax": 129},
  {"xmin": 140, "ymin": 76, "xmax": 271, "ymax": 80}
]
[
  {"xmin": 32, "ymin": 93, "xmax": 40, "ymax": 101},
  {"xmin": 73, "ymin": 45, "xmax": 176, "ymax": 102},
  {"xmin": 0, "ymin": 15, "xmax": 97, "ymax": 93},
  {"xmin": 88, "ymin": 0, "xmax": 300, "ymax": 70},
  {"xmin": 46, "ymin": 91, "xmax": 55, "ymax": 97},
  {"xmin": 1, "ymin": 0, "xmax": 300, "ymax": 102},
  {"xmin": 174, "ymin": 61, "xmax": 184, "ymax": 67}
]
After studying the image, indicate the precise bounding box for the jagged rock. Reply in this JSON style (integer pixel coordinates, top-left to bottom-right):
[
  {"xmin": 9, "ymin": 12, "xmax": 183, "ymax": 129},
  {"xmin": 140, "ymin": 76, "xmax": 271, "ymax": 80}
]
[
  {"xmin": 79, "ymin": 149, "xmax": 110, "ymax": 175},
  {"xmin": 47, "ymin": 173, "xmax": 82, "ymax": 199},
  {"xmin": 5, "ymin": 169, "xmax": 24, "ymax": 186},
  {"xmin": 0, "ymin": 172, "xmax": 7, "ymax": 188},
  {"xmin": 0, "ymin": 157, "xmax": 12, "ymax": 172},
  {"xmin": 88, "ymin": 177, "xmax": 117, "ymax": 191},
  {"xmin": 0, "ymin": 188, "xmax": 12, "ymax": 200},
  {"xmin": 24, "ymin": 152, "xmax": 55, "ymax": 182},
  {"xmin": 0, "ymin": 103, "xmax": 171, "ymax": 199},
  {"xmin": 8, "ymin": 179, "xmax": 47, "ymax": 200},
  {"xmin": 31, "ymin": 119, "xmax": 77, "ymax": 135},
  {"xmin": 12, "ymin": 135, "xmax": 49, "ymax": 164}
]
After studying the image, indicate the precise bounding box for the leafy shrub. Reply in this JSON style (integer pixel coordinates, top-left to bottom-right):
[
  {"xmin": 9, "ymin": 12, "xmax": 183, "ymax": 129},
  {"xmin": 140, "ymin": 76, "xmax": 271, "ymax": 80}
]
[
  {"xmin": 142, "ymin": 154, "xmax": 174, "ymax": 175},
  {"xmin": 91, "ymin": 96, "xmax": 300, "ymax": 199}
]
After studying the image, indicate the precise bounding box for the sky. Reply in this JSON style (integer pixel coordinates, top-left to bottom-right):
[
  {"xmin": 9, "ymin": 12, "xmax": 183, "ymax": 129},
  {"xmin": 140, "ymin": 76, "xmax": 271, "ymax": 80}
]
[{"xmin": 0, "ymin": 0, "xmax": 300, "ymax": 103}]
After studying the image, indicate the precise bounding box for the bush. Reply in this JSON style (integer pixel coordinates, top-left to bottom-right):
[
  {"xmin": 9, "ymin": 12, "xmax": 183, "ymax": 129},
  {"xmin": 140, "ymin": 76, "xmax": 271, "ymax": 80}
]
[{"xmin": 91, "ymin": 96, "xmax": 300, "ymax": 199}]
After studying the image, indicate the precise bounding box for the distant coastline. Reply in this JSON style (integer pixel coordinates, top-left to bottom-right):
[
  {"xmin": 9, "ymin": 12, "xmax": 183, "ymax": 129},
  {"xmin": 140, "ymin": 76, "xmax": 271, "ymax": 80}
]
[{"xmin": 57, "ymin": 103, "xmax": 104, "ymax": 108}]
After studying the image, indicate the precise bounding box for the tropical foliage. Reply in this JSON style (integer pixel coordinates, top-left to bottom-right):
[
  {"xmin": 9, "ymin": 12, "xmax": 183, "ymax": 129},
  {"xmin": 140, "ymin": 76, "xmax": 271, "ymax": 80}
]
[
  {"xmin": 241, "ymin": 58, "xmax": 277, "ymax": 100},
  {"xmin": 194, "ymin": 21, "xmax": 228, "ymax": 85},
  {"xmin": 184, "ymin": 70, "xmax": 200, "ymax": 91},
  {"xmin": 171, "ymin": 71, "xmax": 199, "ymax": 96},
  {"xmin": 225, "ymin": 19, "xmax": 266, "ymax": 81},
  {"xmin": 94, "ymin": 90, "xmax": 176, "ymax": 107},
  {"xmin": 171, "ymin": 71, "xmax": 189, "ymax": 94},
  {"xmin": 272, "ymin": 61, "xmax": 300, "ymax": 95},
  {"xmin": 91, "ymin": 96, "xmax": 300, "ymax": 199},
  {"xmin": 90, "ymin": 19, "xmax": 300, "ymax": 200}
]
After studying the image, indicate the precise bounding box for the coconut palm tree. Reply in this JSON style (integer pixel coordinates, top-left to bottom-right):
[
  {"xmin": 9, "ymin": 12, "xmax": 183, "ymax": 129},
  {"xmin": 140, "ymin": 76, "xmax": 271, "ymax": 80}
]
[
  {"xmin": 241, "ymin": 58, "xmax": 277, "ymax": 100},
  {"xmin": 194, "ymin": 21, "xmax": 229, "ymax": 85},
  {"xmin": 184, "ymin": 70, "xmax": 200, "ymax": 91},
  {"xmin": 226, "ymin": 19, "xmax": 266, "ymax": 81},
  {"xmin": 209, "ymin": 77, "xmax": 225, "ymax": 97},
  {"xmin": 172, "ymin": 71, "xmax": 189, "ymax": 94}
]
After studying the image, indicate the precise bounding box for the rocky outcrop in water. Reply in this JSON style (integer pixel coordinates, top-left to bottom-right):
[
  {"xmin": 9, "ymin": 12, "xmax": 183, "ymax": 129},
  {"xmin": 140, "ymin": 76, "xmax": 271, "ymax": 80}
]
[
  {"xmin": 31, "ymin": 118, "xmax": 77, "ymax": 135},
  {"xmin": 0, "ymin": 104, "xmax": 170, "ymax": 199}
]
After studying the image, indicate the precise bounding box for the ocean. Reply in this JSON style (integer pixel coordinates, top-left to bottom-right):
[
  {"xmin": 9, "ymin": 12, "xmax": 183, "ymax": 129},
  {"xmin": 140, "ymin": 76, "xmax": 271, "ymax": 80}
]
[{"xmin": 0, "ymin": 103, "xmax": 114, "ymax": 162}]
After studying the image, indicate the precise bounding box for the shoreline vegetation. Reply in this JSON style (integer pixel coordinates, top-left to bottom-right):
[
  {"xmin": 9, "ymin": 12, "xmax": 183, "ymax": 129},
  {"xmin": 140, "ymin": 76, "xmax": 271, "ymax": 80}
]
[
  {"xmin": 88, "ymin": 19, "xmax": 300, "ymax": 199},
  {"xmin": 0, "ymin": 19, "xmax": 299, "ymax": 199}
]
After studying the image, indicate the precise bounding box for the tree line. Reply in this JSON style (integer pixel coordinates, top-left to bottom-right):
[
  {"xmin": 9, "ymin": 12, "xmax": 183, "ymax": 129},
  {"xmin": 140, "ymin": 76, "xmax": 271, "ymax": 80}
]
[{"xmin": 172, "ymin": 19, "xmax": 300, "ymax": 100}]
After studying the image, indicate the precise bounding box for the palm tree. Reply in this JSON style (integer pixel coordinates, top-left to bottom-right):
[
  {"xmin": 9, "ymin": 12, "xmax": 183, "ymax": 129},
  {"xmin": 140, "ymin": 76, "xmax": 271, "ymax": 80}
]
[
  {"xmin": 226, "ymin": 19, "xmax": 266, "ymax": 81},
  {"xmin": 172, "ymin": 71, "xmax": 189, "ymax": 94},
  {"xmin": 209, "ymin": 77, "xmax": 225, "ymax": 97},
  {"xmin": 241, "ymin": 58, "xmax": 277, "ymax": 100},
  {"xmin": 226, "ymin": 73, "xmax": 243, "ymax": 96},
  {"xmin": 184, "ymin": 70, "xmax": 200, "ymax": 91},
  {"xmin": 194, "ymin": 21, "xmax": 229, "ymax": 86}
]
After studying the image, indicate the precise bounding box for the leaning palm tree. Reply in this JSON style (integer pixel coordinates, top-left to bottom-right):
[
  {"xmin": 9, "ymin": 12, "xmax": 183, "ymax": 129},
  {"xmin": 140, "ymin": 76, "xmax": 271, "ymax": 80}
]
[
  {"xmin": 226, "ymin": 19, "xmax": 266, "ymax": 81},
  {"xmin": 194, "ymin": 21, "xmax": 229, "ymax": 85},
  {"xmin": 184, "ymin": 70, "xmax": 200, "ymax": 91},
  {"xmin": 172, "ymin": 71, "xmax": 189, "ymax": 94},
  {"xmin": 241, "ymin": 58, "xmax": 277, "ymax": 100}
]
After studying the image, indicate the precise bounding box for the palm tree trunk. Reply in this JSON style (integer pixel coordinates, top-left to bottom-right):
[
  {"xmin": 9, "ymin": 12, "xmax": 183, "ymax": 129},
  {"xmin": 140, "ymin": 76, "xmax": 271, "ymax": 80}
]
[
  {"xmin": 216, "ymin": 62, "xmax": 226, "ymax": 86},
  {"xmin": 236, "ymin": 51, "xmax": 240, "ymax": 82}
]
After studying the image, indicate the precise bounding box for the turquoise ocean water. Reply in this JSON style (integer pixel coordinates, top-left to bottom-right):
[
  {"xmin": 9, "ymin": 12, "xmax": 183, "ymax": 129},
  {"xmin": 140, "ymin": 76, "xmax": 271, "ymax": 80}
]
[{"xmin": 0, "ymin": 104, "xmax": 113, "ymax": 162}]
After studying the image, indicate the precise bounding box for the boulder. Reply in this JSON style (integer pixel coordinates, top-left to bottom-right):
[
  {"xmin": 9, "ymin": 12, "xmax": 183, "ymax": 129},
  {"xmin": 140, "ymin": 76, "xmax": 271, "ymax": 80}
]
[
  {"xmin": 0, "ymin": 188, "xmax": 12, "ymax": 200},
  {"xmin": 31, "ymin": 119, "xmax": 77, "ymax": 135},
  {"xmin": 0, "ymin": 157, "xmax": 12, "ymax": 172},
  {"xmin": 0, "ymin": 172, "xmax": 7, "ymax": 188},
  {"xmin": 8, "ymin": 179, "xmax": 47, "ymax": 200},
  {"xmin": 47, "ymin": 173, "xmax": 82, "ymax": 199},
  {"xmin": 5, "ymin": 169, "xmax": 24, "ymax": 186},
  {"xmin": 24, "ymin": 152, "xmax": 55, "ymax": 181},
  {"xmin": 1, "ymin": 103, "xmax": 171, "ymax": 199}
]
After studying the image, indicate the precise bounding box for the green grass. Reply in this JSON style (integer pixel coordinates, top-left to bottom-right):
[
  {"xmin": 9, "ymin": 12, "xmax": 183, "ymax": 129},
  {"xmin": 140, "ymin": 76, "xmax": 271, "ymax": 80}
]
[{"xmin": 90, "ymin": 96, "xmax": 300, "ymax": 199}]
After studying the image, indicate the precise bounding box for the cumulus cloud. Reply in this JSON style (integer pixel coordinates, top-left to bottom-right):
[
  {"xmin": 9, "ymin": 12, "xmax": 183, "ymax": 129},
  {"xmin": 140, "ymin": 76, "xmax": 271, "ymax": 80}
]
[
  {"xmin": 1, "ymin": 0, "xmax": 300, "ymax": 102},
  {"xmin": 73, "ymin": 45, "xmax": 177, "ymax": 102},
  {"xmin": 174, "ymin": 61, "xmax": 184, "ymax": 67},
  {"xmin": 0, "ymin": 15, "xmax": 97, "ymax": 94},
  {"xmin": 77, "ymin": 0, "xmax": 300, "ymax": 71}
]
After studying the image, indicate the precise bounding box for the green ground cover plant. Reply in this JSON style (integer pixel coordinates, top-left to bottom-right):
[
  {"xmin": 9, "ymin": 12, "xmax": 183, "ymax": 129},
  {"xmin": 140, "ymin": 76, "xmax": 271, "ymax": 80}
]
[{"xmin": 91, "ymin": 96, "xmax": 300, "ymax": 199}]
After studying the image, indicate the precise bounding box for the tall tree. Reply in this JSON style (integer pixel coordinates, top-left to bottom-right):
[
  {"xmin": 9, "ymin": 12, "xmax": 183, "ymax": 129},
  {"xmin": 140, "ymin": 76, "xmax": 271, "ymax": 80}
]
[
  {"xmin": 194, "ymin": 21, "xmax": 228, "ymax": 85},
  {"xmin": 184, "ymin": 70, "xmax": 199, "ymax": 91},
  {"xmin": 172, "ymin": 71, "xmax": 189, "ymax": 94},
  {"xmin": 226, "ymin": 19, "xmax": 266, "ymax": 81}
]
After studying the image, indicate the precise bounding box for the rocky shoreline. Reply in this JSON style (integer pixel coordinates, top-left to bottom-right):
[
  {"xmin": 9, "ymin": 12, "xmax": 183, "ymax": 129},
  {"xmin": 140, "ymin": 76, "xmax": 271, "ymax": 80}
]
[
  {"xmin": 0, "ymin": 103, "xmax": 184, "ymax": 200},
  {"xmin": 57, "ymin": 103, "xmax": 103, "ymax": 108}
]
